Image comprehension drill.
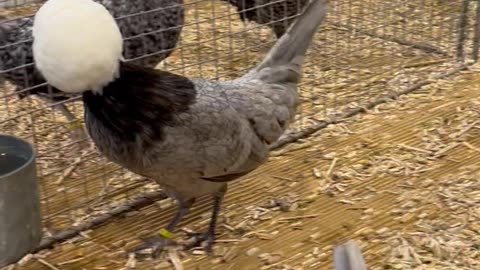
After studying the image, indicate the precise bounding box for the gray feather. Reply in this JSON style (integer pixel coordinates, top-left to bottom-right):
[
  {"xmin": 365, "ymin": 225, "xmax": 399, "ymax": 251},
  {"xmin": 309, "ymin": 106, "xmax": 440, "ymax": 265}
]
[
  {"xmin": 81, "ymin": 0, "xmax": 329, "ymax": 201},
  {"xmin": 252, "ymin": 0, "xmax": 329, "ymax": 74}
]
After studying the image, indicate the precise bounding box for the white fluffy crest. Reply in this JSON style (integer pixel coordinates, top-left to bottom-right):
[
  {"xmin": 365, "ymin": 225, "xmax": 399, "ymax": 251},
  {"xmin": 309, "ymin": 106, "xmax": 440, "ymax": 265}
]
[{"xmin": 32, "ymin": 0, "xmax": 123, "ymax": 93}]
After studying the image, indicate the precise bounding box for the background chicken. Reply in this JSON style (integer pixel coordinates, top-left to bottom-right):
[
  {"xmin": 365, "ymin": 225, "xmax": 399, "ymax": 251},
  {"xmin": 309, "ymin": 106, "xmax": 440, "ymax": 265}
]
[
  {"xmin": 223, "ymin": 0, "xmax": 309, "ymax": 38},
  {"xmin": 0, "ymin": 0, "xmax": 184, "ymax": 141},
  {"xmin": 32, "ymin": 0, "xmax": 328, "ymax": 256}
]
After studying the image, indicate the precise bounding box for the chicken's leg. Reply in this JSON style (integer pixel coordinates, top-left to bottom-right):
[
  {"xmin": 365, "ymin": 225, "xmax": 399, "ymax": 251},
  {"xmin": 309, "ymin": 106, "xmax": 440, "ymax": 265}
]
[
  {"xmin": 184, "ymin": 185, "xmax": 227, "ymax": 253},
  {"xmin": 56, "ymin": 103, "xmax": 88, "ymax": 142},
  {"xmin": 37, "ymin": 96, "xmax": 88, "ymax": 142},
  {"xmin": 128, "ymin": 197, "xmax": 195, "ymax": 258}
]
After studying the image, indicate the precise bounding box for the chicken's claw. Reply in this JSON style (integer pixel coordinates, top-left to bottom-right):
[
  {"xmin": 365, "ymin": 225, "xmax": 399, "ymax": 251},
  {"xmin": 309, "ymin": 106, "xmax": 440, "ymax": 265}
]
[{"xmin": 128, "ymin": 236, "xmax": 178, "ymax": 259}]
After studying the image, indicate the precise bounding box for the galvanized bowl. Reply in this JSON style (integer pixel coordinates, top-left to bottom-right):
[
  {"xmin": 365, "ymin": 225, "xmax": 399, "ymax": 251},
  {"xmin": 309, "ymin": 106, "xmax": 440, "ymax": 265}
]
[{"xmin": 0, "ymin": 134, "xmax": 42, "ymax": 268}]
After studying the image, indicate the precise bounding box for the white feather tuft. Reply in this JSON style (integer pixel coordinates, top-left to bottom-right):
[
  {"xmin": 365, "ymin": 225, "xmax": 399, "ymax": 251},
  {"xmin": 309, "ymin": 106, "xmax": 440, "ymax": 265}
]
[{"xmin": 32, "ymin": 0, "xmax": 123, "ymax": 93}]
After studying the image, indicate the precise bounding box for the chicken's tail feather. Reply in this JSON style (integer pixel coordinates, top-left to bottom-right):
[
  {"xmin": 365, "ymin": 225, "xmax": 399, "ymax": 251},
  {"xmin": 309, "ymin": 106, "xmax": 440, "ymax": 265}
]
[{"xmin": 253, "ymin": 0, "xmax": 328, "ymax": 73}]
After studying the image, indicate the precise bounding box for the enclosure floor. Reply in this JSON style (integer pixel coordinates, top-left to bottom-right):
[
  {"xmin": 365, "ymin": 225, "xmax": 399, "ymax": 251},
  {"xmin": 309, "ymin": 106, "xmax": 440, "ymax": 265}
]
[{"xmin": 8, "ymin": 66, "xmax": 480, "ymax": 270}]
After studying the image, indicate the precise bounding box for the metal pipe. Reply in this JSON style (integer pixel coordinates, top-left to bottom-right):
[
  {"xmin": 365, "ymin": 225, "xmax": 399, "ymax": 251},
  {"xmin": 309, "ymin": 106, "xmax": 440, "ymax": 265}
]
[
  {"xmin": 472, "ymin": 0, "xmax": 480, "ymax": 61},
  {"xmin": 456, "ymin": 0, "xmax": 471, "ymax": 61}
]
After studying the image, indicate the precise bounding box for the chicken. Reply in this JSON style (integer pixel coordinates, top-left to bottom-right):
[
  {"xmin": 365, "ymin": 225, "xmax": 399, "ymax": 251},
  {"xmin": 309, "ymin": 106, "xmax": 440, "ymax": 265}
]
[
  {"xmin": 0, "ymin": 0, "xmax": 184, "ymax": 142},
  {"xmin": 32, "ymin": 0, "xmax": 328, "ymax": 256},
  {"xmin": 223, "ymin": 0, "xmax": 309, "ymax": 38}
]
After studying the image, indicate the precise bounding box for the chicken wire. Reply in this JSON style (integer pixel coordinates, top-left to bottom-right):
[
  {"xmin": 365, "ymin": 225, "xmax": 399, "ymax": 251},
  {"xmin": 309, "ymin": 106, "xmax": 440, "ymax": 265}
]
[
  {"xmin": 0, "ymin": 0, "xmax": 477, "ymax": 250},
  {"xmin": 0, "ymin": 0, "xmax": 33, "ymax": 9}
]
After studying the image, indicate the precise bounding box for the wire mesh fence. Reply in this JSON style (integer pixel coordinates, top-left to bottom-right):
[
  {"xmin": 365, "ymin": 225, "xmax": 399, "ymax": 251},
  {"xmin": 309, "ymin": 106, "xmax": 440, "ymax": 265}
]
[
  {"xmin": 0, "ymin": 0, "xmax": 32, "ymax": 8},
  {"xmin": 0, "ymin": 0, "xmax": 477, "ymax": 250}
]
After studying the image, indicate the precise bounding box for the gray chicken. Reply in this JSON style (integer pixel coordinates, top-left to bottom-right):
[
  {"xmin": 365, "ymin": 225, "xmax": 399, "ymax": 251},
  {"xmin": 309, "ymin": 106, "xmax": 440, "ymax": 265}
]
[
  {"xmin": 0, "ymin": 0, "xmax": 184, "ymax": 141},
  {"xmin": 32, "ymin": 0, "xmax": 328, "ymax": 256},
  {"xmin": 223, "ymin": 0, "xmax": 309, "ymax": 38}
]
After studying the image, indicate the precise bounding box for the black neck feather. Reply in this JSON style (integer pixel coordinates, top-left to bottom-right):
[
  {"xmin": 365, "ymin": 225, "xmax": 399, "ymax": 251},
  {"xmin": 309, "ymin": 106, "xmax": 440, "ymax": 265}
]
[
  {"xmin": 82, "ymin": 62, "xmax": 197, "ymax": 142},
  {"xmin": 225, "ymin": 0, "xmax": 256, "ymax": 23}
]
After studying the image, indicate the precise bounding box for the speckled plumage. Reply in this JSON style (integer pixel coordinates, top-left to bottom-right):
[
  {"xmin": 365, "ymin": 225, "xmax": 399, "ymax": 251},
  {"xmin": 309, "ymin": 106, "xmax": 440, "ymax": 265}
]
[
  {"xmin": 0, "ymin": 0, "xmax": 184, "ymax": 138},
  {"xmin": 224, "ymin": 0, "xmax": 309, "ymax": 38}
]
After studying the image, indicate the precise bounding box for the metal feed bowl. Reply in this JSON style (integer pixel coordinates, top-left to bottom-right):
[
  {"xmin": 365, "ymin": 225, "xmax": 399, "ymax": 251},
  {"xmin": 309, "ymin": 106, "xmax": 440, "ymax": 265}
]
[{"xmin": 0, "ymin": 134, "xmax": 42, "ymax": 268}]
